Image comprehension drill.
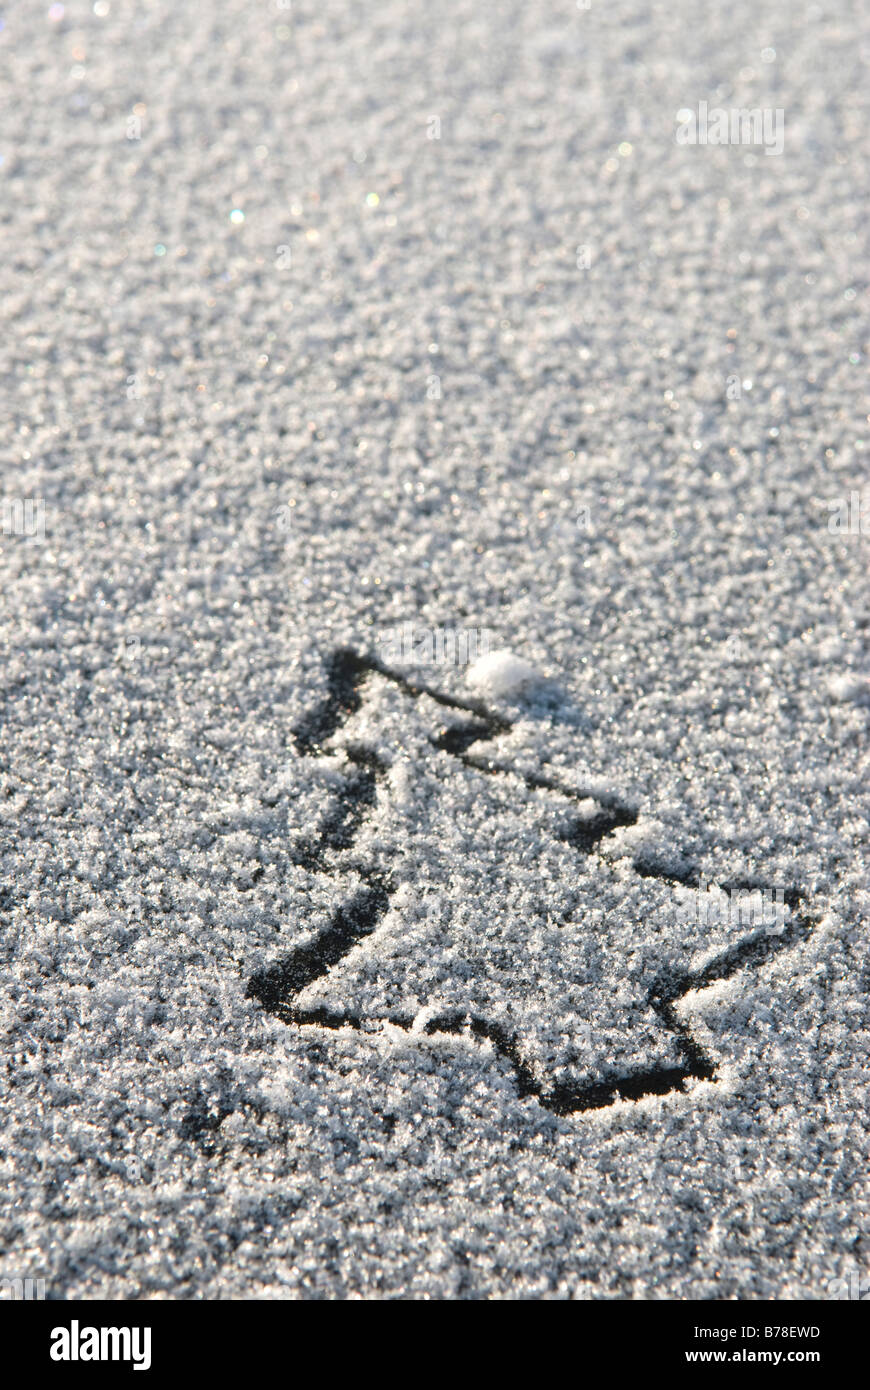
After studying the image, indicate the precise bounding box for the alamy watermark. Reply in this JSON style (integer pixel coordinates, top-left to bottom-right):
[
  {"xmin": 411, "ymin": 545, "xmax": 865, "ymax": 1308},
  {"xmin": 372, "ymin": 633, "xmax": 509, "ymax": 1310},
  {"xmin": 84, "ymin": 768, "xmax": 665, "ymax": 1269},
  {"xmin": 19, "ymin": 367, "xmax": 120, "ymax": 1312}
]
[
  {"xmin": 827, "ymin": 490, "xmax": 868, "ymax": 537},
  {"xmin": 1, "ymin": 496, "xmax": 45, "ymax": 541},
  {"xmin": 377, "ymin": 623, "xmax": 493, "ymax": 667},
  {"xmin": 0, "ymin": 1274, "xmax": 46, "ymax": 1300},
  {"xmin": 50, "ymin": 1322, "xmax": 152, "ymax": 1370},
  {"xmin": 675, "ymin": 103, "xmax": 784, "ymax": 156},
  {"xmin": 826, "ymin": 1268, "xmax": 870, "ymax": 1300},
  {"xmin": 677, "ymin": 878, "xmax": 787, "ymax": 935}
]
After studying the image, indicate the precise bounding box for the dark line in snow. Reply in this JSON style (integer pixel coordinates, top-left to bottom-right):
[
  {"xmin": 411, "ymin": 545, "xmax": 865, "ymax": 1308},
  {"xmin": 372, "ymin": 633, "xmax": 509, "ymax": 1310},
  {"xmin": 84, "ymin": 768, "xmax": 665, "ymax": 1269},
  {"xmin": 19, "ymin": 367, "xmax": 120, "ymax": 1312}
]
[{"xmin": 247, "ymin": 650, "xmax": 816, "ymax": 1115}]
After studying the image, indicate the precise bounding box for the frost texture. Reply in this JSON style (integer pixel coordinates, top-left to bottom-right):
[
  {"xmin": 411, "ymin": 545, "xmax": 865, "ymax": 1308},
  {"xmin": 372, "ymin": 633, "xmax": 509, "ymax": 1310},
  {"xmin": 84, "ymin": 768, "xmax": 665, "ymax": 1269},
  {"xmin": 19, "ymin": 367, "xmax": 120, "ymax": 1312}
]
[{"xmin": 0, "ymin": 0, "xmax": 867, "ymax": 1302}]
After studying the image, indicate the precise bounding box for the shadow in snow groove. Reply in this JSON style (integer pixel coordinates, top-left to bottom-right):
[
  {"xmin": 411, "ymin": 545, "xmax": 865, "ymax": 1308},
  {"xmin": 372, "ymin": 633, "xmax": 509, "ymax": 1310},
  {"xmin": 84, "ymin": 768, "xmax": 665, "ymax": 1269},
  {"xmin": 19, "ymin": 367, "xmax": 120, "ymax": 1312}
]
[{"xmin": 247, "ymin": 649, "xmax": 816, "ymax": 1115}]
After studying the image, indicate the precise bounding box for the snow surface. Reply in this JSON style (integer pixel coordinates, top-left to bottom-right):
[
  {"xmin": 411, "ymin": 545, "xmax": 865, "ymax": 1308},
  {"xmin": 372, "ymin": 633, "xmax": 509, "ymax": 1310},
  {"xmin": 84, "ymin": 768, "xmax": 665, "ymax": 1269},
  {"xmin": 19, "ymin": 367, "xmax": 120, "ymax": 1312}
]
[{"xmin": 0, "ymin": 0, "xmax": 867, "ymax": 1300}]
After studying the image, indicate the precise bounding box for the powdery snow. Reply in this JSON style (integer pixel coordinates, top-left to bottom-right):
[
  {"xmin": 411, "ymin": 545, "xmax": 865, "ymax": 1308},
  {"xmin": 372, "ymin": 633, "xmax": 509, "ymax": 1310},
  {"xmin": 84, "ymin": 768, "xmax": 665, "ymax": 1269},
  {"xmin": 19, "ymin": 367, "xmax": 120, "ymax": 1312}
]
[{"xmin": 0, "ymin": 0, "xmax": 866, "ymax": 1303}]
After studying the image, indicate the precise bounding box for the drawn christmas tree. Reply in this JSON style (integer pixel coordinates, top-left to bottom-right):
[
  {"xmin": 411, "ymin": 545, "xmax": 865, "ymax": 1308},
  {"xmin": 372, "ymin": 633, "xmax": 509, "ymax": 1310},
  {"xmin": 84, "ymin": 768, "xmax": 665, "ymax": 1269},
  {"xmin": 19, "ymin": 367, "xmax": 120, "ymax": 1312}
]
[{"xmin": 248, "ymin": 650, "xmax": 814, "ymax": 1113}]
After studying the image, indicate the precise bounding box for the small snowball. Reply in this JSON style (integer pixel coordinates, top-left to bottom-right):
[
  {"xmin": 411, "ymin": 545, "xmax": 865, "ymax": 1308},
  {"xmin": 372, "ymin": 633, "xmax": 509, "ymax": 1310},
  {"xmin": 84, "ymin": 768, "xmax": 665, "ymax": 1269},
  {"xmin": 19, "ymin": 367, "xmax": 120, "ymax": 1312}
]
[{"xmin": 466, "ymin": 649, "xmax": 541, "ymax": 698}]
